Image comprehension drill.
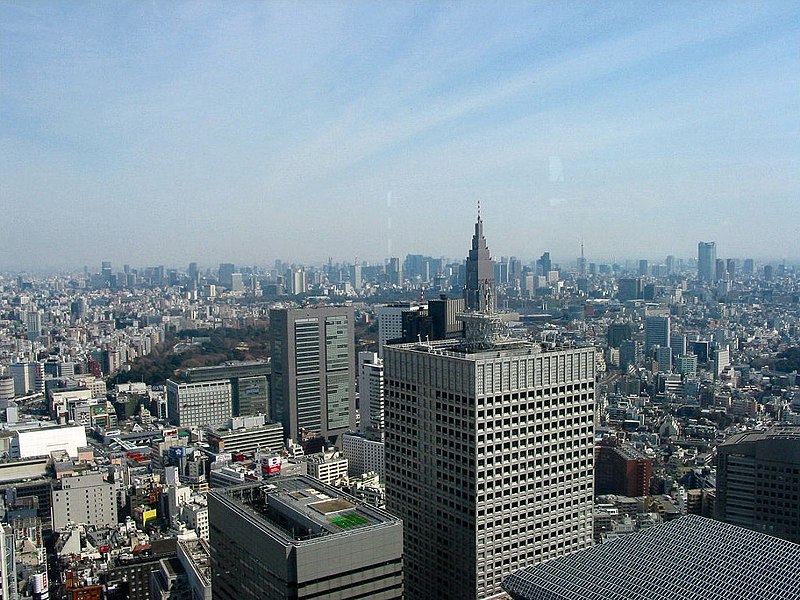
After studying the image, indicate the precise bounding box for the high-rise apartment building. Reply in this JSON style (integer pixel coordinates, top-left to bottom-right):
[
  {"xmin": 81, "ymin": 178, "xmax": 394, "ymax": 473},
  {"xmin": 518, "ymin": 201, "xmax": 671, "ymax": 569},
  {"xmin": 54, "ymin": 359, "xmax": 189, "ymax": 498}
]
[
  {"xmin": 384, "ymin": 320, "xmax": 596, "ymax": 599},
  {"xmin": 270, "ymin": 306, "xmax": 356, "ymax": 443},
  {"xmin": 464, "ymin": 210, "xmax": 495, "ymax": 312},
  {"xmin": 208, "ymin": 477, "xmax": 403, "ymax": 600},
  {"xmin": 716, "ymin": 426, "xmax": 800, "ymax": 543},
  {"xmin": 697, "ymin": 241, "xmax": 716, "ymax": 283}
]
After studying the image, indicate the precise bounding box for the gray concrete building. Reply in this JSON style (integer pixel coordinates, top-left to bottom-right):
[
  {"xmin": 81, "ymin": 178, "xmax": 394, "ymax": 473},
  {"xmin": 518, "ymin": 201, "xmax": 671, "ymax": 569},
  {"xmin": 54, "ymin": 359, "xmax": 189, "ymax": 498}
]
[
  {"xmin": 52, "ymin": 471, "xmax": 117, "ymax": 530},
  {"xmin": 715, "ymin": 425, "xmax": 800, "ymax": 543},
  {"xmin": 384, "ymin": 322, "xmax": 596, "ymax": 599},
  {"xmin": 270, "ymin": 306, "xmax": 356, "ymax": 444},
  {"xmin": 166, "ymin": 378, "xmax": 232, "ymax": 429},
  {"xmin": 208, "ymin": 476, "xmax": 403, "ymax": 600},
  {"xmin": 206, "ymin": 415, "xmax": 284, "ymax": 456},
  {"xmin": 183, "ymin": 360, "xmax": 270, "ymax": 418}
]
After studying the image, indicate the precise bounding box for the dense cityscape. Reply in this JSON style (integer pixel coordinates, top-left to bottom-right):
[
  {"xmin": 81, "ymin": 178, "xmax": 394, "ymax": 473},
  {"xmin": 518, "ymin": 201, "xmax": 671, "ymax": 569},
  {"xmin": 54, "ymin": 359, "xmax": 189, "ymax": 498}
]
[
  {"xmin": 4, "ymin": 2, "xmax": 800, "ymax": 600},
  {"xmin": 1, "ymin": 210, "xmax": 800, "ymax": 598}
]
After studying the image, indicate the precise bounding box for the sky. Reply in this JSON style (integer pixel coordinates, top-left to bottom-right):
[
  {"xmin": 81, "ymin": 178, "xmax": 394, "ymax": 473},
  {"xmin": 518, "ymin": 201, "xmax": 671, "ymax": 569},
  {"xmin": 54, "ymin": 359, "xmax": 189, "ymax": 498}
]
[{"xmin": 2, "ymin": 1, "xmax": 799, "ymax": 271}]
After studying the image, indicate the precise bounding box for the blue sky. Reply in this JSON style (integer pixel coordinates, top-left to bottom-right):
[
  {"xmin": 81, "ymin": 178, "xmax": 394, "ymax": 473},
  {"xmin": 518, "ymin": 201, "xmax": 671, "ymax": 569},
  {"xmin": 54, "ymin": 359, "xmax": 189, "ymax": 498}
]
[{"xmin": 2, "ymin": 1, "xmax": 799, "ymax": 270}]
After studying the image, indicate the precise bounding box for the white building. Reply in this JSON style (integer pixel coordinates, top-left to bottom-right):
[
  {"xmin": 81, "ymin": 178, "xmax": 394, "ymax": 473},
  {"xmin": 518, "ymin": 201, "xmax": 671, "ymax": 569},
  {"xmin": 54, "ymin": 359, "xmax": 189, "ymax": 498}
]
[
  {"xmin": 301, "ymin": 451, "xmax": 349, "ymax": 486},
  {"xmin": 377, "ymin": 304, "xmax": 420, "ymax": 358},
  {"xmin": 10, "ymin": 423, "xmax": 87, "ymax": 459},
  {"xmin": 358, "ymin": 351, "xmax": 385, "ymax": 439},
  {"xmin": 342, "ymin": 432, "xmax": 385, "ymax": 481}
]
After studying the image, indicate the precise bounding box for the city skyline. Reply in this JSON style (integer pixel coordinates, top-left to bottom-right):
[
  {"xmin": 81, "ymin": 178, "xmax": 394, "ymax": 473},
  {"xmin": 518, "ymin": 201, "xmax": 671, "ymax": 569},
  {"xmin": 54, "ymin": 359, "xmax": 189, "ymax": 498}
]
[{"xmin": 2, "ymin": 2, "xmax": 799, "ymax": 269}]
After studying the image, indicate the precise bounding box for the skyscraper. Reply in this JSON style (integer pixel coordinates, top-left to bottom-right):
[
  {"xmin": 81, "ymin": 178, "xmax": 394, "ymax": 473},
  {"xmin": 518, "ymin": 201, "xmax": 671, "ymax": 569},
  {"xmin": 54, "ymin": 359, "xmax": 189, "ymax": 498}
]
[
  {"xmin": 384, "ymin": 317, "xmax": 596, "ymax": 599},
  {"xmin": 716, "ymin": 426, "xmax": 800, "ymax": 543},
  {"xmin": 697, "ymin": 241, "xmax": 716, "ymax": 283},
  {"xmin": 644, "ymin": 315, "xmax": 670, "ymax": 355},
  {"xmin": 270, "ymin": 306, "xmax": 356, "ymax": 444},
  {"xmin": 464, "ymin": 207, "xmax": 495, "ymax": 312},
  {"xmin": 357, "ymin": 351, "xmax": 385, "ymax": 440}
]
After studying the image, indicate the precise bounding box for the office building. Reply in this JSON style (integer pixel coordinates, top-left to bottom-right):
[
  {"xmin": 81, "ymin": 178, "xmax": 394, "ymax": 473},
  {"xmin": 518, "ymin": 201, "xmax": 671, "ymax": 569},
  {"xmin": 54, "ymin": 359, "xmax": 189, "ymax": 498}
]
[
  {"xmin": 637, "ymin": 259, "xmax": 648, "ymax": 276},
  {"xmin": 697, "ymin": 241, "xmax": 716, "ymax": 283},
  {"xmin": 218, "ymin": 263, "xmax": 235, "ymax": 289},
  {"xmin": 208, "ymin": 477, "xmax": 403, "ymax": 600},
  {"xmin": 166, "ymin": 379, "xmax": 232, "ymax": 428},
  {"xmin": 270, "ymin": 306, "xmax": 356, "ymax": 444},
  {"xmin": 465, "ymin": 210, "xmax": 495, "ymax": 312},
  {"xmin": 342, "ymin": 432, "xmax": 385, "ymax": 480},
  {"xmin": 384, "ymin": 316, "xmax": 595, "ymax": 599},
  {"xmin": 743, "ymin": 258, "xmax": 754, "ymax": 275},
  {"xmin": 358, "ymin": 351, "xmax": 385, "ymax": 439},
  {"xmin": 502, "ymin": 515, "xmax": 800, "ymax": 600},
  {"xmin": 617, "ymin": 278, "xmax": 642, "ymax": 302},
  {"xmin": 606, "ymin": 323, "xmax": 632, "ymax": 349},
  {"xmin": 377, "ymin": 303, "xmax": 420, "ymax": 357},
  {"xmin": 537, "ymin": 252, "xmax": 552, "ymax": 277},
  {"xmin": 386, "ymin": 257, "xmax": 403, "ymax": 286},
  {"xmin": 206, "ymin": 416, "xmax": 284, "ymax": 455},
  {"xmin": 595, "ymin": 442, "xmax": 652, "ymax": 497},
  {"xmin": 184, "ymin": 360, "xmax": 270, "ymax": 418},
  {"xmin": 26, "ymin": 310, "xmax": 42, "ymax": 340},
  {"xmin": 644, "ymin": 315, "xmax": 670, "ymax": 355},
  {"xmin": 675, "ymin": 354, "xmax": 697, "ymax": 376},
  {"xmin": 428, "ymin": 295, "xmax": 465, "ymax": 340},
  {"xmin": 52, "ymin": 472, "xmax": 117, "ymax": 530},
  {"xmin": 715, "ymin": 426, "xmax": 800, "ymax": 543}
]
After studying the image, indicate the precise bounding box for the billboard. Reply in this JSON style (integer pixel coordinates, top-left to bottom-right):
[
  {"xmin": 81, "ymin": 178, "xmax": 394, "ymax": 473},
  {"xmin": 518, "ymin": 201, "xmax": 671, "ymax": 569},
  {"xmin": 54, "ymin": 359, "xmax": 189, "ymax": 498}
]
[{"xmin": 262, "ymin": 456, "xmax": 281, "ymax": 475}]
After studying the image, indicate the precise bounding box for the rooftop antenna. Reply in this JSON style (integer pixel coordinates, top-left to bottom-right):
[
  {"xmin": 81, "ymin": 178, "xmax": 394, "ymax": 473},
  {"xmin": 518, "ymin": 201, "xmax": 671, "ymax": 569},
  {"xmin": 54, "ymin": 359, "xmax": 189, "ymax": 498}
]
[{"xmin": 477, "ymin": 200, "xmax": 481, "ymax": 220}]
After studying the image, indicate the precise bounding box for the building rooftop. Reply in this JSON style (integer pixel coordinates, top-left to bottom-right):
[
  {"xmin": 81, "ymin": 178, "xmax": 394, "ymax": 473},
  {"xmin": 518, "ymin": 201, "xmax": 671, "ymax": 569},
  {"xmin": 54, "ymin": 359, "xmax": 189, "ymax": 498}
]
[
  {"xmin": 502, "ymin": 514, "xmax": 800, "ymax": 600},
  {"xmin": 719, "ymin": 424, "xmax": 800, "ymax": 447},
  {"xmin": 210, "ymin": 476, "xmax": 399, "ymax": 544}
]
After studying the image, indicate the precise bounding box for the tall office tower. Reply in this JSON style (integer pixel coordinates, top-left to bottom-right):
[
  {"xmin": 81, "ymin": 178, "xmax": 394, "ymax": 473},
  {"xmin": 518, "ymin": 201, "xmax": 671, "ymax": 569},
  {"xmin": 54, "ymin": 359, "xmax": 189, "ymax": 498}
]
[
  {"xmin": 377, "ymin": 303, "xmax": 420, "ymax": 357},
  {"xmin": 638, "ymin": 259, "xmax": 648, "ymax": 276},
  {"xmin": 287, "ymin": 268, "xmax": 307, "ymax": 295},
  {"xmin": 166, "ymin": 379, "xmax": 233, "ymax": 428},
  {"xmin": 465, "ymin": 210, "xmax": 495, "ymax": 312},
  {"xmin": 537, "ymin": 252, "xmax": 552, "ymax": 277},
  {"xmin": 208, "ymin": 477, "xmax": 403, "ymax": 600},
  {"xmin": 25, "ymin": 310, "xmax": 42, "ymax": 341},
  {"xmin": 384, "ymin": 316, "xmax": 596, "ymax": 600},
  {"xmin": 654, "ymin": 346, "xmax": 672, "ymax": 373},
  {"xmin": 715, "ymin": 258, "xmax": 726, "ymax": 282},
  {"xmin": 716, "ymin": 426, "xmax": 800, "ymax": 543},
  {"xmin": 188, "ymin": 261, "xmax": 199, "ymax": 283},
  {"xmin": 386, "ymin": 257, "xmax": 403, "ymax": 286},
  {"xmin": 644, "ymin": 315, "xmax": 670, "ymax": 355},
  {"xmin": 726, "ymin": 258, "xmax": 736, "ymax": 280},
  {"xmin": 348, "ymin": 263, "xmax": 362, "ymax": 290},
  {"xmin": 665, "ymin": 255, "xmax": 675, "ymax": 275},
  {"xmin": 743, "ymin": 258, "xmax": 754, "ymax": 276},
  {"xmin": 714, "ymin": 344, "xmax": 730, "ymax": 377},
  {"xmin": 670, "ymin": 334, "xmax": 687, "ymax": 357},
  {"xmin": 617, "ymin": 277, "xmax": 642, "ymax": 302},
  {"xmin": 270, "ymin": 306, "xmax": 356, "ymax": 444},
  {"xmin": 697, "ymin": 241, "xmax": 716, "ymax": 282},
  {"xmin": 358, "ymin": 351, "xmax": 385, "ymax": 440},
  {"xmin": 218, "ymin": 263, "xmax": 235, "ymax": 289},
  {"xmin": 428, "ymin": 295, "xmax": 466, "ymax": 340}
]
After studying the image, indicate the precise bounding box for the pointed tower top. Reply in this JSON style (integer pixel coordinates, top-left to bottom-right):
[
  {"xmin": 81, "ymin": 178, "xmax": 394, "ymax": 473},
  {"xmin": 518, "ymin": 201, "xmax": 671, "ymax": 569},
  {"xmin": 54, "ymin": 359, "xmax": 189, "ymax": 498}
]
[{"xmin": 477, "ymin": 200, "xmax": 481, "ymax": 221}]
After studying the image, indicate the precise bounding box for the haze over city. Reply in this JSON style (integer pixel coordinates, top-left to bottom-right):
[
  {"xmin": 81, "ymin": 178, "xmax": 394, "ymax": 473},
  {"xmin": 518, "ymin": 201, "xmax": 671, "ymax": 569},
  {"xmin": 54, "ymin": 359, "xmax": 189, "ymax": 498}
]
[{"xmin": 2, "ymin": 1, "xmax": 799, "ymax": 269}]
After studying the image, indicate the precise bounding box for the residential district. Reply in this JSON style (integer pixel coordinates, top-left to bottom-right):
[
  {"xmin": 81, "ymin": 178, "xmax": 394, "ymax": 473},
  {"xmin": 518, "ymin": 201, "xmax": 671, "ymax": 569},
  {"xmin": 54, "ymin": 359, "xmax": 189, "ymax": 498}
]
[{"xmin": 2, "ymin": 216, "xmax": 800, "ymax": 599}]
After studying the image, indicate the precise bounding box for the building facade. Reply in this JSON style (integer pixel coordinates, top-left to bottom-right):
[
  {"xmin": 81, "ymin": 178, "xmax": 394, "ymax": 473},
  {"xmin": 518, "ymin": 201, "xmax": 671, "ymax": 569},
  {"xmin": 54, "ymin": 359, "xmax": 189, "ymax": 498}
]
[
  {"xmin": 270, "ymin": 306, "xmax": 356, "ymax": 444},
  {"xmin": 52, "ymin": 472, "xmax": 117, "ymax": 530},
  {"xmin": 166, "ymin": 379, "xmax": 232, "ymax": 429},
  {"xmin": 208, "ymin": 477, "xmax": 403, "ymax": 600},
  {"xmin": 384, "ymin": 335, "xmax": 596, "ymax": 600},
  {"xmin": 715, "ymin": 426, "xmax": 800, "ymax": 543},
  {"xmin": 464, "ymin": 211, "xmax": 495, "ymax": 312}
]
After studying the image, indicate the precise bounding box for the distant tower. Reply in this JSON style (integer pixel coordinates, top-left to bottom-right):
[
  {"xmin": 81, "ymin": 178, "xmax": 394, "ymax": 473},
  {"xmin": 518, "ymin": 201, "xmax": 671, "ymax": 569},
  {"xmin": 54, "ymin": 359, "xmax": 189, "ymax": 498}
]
[
  {"xmin": 698, "ymin": 242, "xmax": 716, "ymax": 283},
  {"xmin": 464, "ymin": 204, "xmax": 495, "ymax": 313},
  {"xmin": 577, "ymin": 241, "xmax": 587, "ymax": 276}
]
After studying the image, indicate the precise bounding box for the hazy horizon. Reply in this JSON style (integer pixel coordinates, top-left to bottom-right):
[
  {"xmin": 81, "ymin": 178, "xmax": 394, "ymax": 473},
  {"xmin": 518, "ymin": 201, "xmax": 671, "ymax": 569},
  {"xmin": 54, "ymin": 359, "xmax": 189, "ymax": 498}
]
[{"xmin": 2, "ymin": 2, "xmax": 799, "ymax": 270}]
